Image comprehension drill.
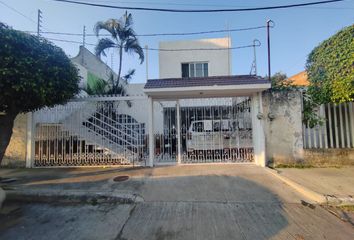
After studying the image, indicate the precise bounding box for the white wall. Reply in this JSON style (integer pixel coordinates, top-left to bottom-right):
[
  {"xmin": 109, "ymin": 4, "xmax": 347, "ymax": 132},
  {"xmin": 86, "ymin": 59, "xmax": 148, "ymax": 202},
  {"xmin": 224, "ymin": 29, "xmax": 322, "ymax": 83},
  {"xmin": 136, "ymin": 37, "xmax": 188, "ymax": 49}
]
[
  {"xmin": 73, "ymin": 62, "xmax": 88, "ymax": 89},
  {"xmin": 159, "ymin": 37, "xmax": 232, "ymax": 79}
]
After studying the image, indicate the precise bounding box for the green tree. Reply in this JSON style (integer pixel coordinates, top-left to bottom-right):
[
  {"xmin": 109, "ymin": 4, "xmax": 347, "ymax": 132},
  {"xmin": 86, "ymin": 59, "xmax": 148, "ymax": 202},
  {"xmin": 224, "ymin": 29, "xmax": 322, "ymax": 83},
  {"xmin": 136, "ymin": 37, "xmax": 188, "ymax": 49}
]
[
  {"xmin": 306, "ymin": 24, "xmax": 354, "ymax": 104},
  {"xmin": 94, "ymin": 11, "xmax": 144, "ymax": 94},
  {"xmin": 0, "ymin": 23, "xmax": 80, "ymax": 164},
  {"xmin": 270, "ymin": 72, "xmax": 294, "ymax": 90}
]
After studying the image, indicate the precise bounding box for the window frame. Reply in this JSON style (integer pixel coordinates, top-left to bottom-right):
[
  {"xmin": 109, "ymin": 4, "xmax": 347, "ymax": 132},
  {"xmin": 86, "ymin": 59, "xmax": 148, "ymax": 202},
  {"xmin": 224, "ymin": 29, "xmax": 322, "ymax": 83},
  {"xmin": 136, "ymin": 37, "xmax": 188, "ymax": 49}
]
[{"xmin": 181, "ymin": 62, "xmax": 209, "ymax": 78}]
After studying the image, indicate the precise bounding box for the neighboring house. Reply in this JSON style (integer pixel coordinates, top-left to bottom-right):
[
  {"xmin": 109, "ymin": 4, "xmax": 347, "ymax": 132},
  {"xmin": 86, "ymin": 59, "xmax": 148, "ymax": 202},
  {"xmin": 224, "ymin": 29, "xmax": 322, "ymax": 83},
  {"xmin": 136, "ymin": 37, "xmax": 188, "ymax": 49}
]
[
  {"xmin": 71, "ymin": 46, "xmax": 119, "ymax": 94},
  {"xmin": 288, "ymin": 71, "xmax": 309, "ymax": 87}
]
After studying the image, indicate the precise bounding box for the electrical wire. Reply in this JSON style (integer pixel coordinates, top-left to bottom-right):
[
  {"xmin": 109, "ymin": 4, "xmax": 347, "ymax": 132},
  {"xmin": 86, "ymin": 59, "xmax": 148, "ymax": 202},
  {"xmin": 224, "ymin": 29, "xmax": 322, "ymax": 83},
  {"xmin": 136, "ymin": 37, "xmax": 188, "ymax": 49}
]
[
  {"xmin": 0, "ymin": 1, "xmax": 51, "ymax": 31},
  {"xmin": 45, "ymin": 37, "xmax": 261, "ymax": 51},
  {"xmin": 52, "ymin": 0, "xmax": 345, "ymax": 13},
  {"xmin": 0, "ymin": 1, "xmax": 37, "ymax": 25},
  {"xmin": 24, "ymin": 25, "xmax": 268, "ymax": 37},
  {"xmin": 81, "ymin": 0, "xmax": 353, "ymax": 9}
]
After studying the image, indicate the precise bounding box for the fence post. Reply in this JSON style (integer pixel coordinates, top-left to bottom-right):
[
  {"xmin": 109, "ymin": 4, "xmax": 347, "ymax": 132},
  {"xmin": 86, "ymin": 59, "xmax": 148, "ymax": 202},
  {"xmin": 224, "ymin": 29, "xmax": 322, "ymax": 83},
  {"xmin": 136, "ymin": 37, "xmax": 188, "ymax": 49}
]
[
  {"xmin": 251, "ymin": 93, "xmax": 266, "ymax": 167},
  {"xmin": 26, "ymin": 112, "xmax": 35, "ymax": 168},
  {"xmin": 176, "ymin": 100, "xmax": 181, "ymax": 164},
  {"xmin": 350, "ymin": 102, "xmax": 354, "ymax": 148},
  {"xmin": 344, "ymin": 102, "xmax": 350, "ymax": 148},
  {"xmin": 148, "ymin": 97, "xmax": 154, "ymax": 167},
  {"xmin": 327, "ymin": 103, "xmax": 333, "ymax": 148},
  {"xmin": 339, "ymin": 103, "xmax": 345, "ymax": 148}
]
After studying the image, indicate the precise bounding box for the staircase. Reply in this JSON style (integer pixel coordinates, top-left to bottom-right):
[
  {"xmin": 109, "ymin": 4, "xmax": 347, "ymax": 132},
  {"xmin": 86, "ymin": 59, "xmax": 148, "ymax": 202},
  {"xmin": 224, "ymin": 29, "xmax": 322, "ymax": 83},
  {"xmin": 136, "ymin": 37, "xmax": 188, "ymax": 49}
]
[{"xmin": 60, "ymin": 101, "xmax": 145, "ymax": 162}]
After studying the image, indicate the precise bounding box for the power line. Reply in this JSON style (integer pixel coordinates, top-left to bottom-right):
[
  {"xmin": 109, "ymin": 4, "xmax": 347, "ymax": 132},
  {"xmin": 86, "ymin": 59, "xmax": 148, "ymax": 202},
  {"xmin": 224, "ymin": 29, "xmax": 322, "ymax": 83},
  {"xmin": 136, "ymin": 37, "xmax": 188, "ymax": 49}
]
[
  {"xmin": 24, "ymin": 25, "xmax": 269, "ymax": 37},
  {"xmin": 0, "ymin": 1, "xmax": 37, "ymax": 25},
  {"xmin": 52, "ymin": 0, "xmax": 345, "ymax": 13},
  {"xmin": 44, "ymin": 37, "xmax": 261, "ymax": 51},
  {"xmin": 0, "ymin": 1, "xmax": 50, "ymax": 31},
  {"xmin": 81, "ymin": 0, "xmax": 353, "ymax": 10}
]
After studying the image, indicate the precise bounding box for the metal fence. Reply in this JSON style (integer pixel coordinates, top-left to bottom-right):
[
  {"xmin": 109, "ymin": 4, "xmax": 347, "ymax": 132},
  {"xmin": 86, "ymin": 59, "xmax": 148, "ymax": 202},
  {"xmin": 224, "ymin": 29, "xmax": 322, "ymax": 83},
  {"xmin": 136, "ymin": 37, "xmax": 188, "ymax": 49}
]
[
  {"xmin": 33, "ymin": 97, "xmax": 148, "ymax": 167},
  {"xmin": 31, "ymin": 96, "xmax": 254, "ymax": 167},
  {"xmin": 303, "ymin": 102, "xmax": 354, "ymax": 149}
]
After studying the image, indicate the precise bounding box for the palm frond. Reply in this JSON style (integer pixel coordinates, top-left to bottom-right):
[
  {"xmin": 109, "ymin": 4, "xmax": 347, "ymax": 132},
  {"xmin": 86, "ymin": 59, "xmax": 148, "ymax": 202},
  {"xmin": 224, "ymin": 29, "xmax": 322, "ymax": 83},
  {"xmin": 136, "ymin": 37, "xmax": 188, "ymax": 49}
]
[
  {"xmin": 121, "ymin": 11, "xmax": 133, "ymax": 29},
  {"xmin": 95, "ymin": 38, "xmax": 116, "ymax": 57},
  {"xmin": 124, "ymin": 38, "xmax": 144, "ymax": 64},
  {"xmin": 85, "ymin": 78, "xmax": 108, "ymax": 95},
  {"xmin": 122, "ymin": 69, "xmax": 135, "ymax": 84},
  {"xmin": 94, "ymin": 19, "xmax": 119, "ymax": 39}
]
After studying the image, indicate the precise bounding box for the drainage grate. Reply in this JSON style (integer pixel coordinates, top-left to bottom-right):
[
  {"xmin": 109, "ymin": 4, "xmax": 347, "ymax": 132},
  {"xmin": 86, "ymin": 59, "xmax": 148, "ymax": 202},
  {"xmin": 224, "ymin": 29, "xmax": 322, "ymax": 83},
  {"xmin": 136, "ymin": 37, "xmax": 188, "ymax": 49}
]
[{"xmin": 113, "ymin": 176, "xmax": 129, "ymax": 182}]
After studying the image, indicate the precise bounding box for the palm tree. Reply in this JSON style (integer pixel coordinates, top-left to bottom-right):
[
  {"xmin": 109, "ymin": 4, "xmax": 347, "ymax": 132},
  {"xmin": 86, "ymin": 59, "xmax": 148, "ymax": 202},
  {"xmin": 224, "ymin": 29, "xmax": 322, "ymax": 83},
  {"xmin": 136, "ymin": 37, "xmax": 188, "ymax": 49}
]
[{"xmin": 94, "ymin": 11, "xmax": 144, "ymax": 94}]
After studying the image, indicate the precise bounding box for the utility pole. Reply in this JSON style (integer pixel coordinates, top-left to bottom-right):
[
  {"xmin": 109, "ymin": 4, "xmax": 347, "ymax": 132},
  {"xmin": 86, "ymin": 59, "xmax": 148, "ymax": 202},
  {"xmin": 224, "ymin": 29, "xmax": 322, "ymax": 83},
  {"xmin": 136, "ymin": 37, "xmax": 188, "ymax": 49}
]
[
  {"xmin": 145, "ymin": 45, "xmax": 149, "ymax": 81},
  {"xmin": 226, "ymin": 21, "xmax": 231, "ymax": 76},
  {"xmin": 37, "ymin": 9, "xmax": 42, "ymax": 38},
  {"xmin": 266, "ymin": 20, "xmax": 274, "ymax": 81},
  {"xmin": 82, "ymin": 25, "xmax": 86, "ymax": 47}
]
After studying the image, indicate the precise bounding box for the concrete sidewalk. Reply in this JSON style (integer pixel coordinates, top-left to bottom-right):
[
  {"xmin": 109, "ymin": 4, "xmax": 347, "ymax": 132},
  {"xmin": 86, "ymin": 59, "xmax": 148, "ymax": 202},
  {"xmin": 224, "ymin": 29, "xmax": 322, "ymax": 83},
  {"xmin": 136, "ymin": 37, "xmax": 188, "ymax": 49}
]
[
  {"xmin": 1, "ymin": 164, "xmax": 353, "ymax": 240},
  {"xmin": 275, "ymin": 167, "xmax": 354, "ymax": 205}
]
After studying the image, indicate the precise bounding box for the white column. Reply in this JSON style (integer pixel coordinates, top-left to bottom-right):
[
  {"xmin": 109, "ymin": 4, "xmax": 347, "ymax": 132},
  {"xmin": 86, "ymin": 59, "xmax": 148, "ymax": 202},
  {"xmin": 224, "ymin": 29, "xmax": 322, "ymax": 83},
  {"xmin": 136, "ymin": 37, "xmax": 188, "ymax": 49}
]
[
  {"xmin": 26, "ymin": 112, "xmax": 34, "ymax": 168},
  {"xmin": 176, "ymin": 100, "xmax": 181, "ymax": 164},
  {"xmin": 148, "ymin": 97, "xmax": 154, "ymax": 167},
  {"xmin": 251, "ymin": 93, "xmax": 266, "ymax": 167}
]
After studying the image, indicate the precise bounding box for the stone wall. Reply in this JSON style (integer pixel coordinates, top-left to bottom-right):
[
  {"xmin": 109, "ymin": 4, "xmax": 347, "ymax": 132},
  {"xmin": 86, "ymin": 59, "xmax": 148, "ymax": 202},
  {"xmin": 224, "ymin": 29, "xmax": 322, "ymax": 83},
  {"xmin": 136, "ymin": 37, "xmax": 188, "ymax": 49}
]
[
  {"xmin": 303, "ymin": 149, "xmax": 354, "ymax": 166},
  {"xmin": 1, "ymin": 114, "xmax": 27, "ymax": 167},
  {"xmin": 262, "ymin": 90, "xmax": 354, "ymax": 167},
  {"xmin": 262, "ymin": 90, "xmax": 304, "ymax": 166}
]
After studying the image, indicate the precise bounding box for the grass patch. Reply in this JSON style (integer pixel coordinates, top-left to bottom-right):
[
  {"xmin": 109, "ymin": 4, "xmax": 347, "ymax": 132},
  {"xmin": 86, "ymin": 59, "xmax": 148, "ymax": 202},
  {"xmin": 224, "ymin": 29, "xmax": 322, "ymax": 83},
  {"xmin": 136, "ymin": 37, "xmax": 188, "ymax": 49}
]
[
  {"xmin": 337, "ymin": 205, "xmax": 354, "ymax": 212},
  {"xmin": 273, "ymin": 163, "xmax": 314, "ymax": 169}
]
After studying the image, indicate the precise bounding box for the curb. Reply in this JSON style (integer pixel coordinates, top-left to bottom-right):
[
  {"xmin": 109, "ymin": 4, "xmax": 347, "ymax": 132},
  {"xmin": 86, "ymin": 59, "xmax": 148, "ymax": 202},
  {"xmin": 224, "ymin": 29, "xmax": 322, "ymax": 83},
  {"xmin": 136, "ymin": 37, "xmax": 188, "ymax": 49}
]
[
  {"xmin": 266, "ymin": 167, "xmax": 327, "ymax": 204},
  {"xmin": 5, "ymin": 189, "xmax": 144, "ymax": 205},
  {"xmin": 266, "ymin": 167, "xmax": 354, "ymax": 206}
]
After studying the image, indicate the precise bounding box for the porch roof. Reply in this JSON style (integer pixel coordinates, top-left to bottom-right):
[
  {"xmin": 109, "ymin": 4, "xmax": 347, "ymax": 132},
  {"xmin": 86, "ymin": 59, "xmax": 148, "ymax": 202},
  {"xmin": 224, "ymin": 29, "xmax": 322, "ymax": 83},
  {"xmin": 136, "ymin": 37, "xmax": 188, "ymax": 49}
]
[{"xmin": 144, "ymin": 75, "xmax": 271, "ymax": 99}]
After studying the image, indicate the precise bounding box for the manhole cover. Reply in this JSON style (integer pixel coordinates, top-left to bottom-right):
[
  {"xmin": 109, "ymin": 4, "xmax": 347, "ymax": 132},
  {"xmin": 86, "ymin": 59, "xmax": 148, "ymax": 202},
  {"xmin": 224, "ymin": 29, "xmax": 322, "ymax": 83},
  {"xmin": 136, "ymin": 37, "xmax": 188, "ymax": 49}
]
[{"xmin": 113, "ymin": 176, "xmax": 129, "ymax": 182}]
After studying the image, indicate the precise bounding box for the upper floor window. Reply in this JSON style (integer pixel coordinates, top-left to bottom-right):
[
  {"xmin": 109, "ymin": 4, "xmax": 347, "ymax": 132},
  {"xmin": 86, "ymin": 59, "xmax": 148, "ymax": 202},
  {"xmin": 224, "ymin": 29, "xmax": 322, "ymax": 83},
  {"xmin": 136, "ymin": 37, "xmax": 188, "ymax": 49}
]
[{"xmin": 181, "ymin": 62, "xmax": 208, "ymax": 78}]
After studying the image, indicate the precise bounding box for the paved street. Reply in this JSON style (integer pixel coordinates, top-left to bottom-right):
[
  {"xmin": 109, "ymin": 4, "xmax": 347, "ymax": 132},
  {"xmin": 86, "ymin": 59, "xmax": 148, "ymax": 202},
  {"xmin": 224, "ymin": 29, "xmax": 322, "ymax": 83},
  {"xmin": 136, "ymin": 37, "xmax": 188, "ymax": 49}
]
[{"xmin": 1, "ymin": 165, "xmax": 353, "ymax": 239}]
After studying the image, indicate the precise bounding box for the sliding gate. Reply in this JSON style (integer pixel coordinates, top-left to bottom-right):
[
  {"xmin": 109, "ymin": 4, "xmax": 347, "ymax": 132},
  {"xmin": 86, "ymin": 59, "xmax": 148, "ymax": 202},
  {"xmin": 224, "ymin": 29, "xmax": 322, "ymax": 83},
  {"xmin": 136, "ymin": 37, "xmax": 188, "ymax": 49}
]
[{"xmin": 154, "ymin": 97, "xmax": 254, "ymax": 164}]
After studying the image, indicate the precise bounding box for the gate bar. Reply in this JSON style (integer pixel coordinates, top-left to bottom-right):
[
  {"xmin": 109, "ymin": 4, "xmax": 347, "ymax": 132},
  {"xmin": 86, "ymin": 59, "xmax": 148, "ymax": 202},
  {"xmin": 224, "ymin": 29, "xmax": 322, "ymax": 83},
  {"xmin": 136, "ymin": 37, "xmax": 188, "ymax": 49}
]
[{"xmin": 176, "ymin": 100, "xmax": 182, "ymax": 164}]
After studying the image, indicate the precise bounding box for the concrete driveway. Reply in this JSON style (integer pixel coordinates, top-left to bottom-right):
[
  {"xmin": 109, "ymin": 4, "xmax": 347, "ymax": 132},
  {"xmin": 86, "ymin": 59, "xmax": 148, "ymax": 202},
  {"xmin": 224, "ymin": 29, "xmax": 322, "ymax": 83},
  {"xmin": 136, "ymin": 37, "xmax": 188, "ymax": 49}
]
[{"xmin": 1, "ymin": 164, "xmax": 353, "ymax": 240}]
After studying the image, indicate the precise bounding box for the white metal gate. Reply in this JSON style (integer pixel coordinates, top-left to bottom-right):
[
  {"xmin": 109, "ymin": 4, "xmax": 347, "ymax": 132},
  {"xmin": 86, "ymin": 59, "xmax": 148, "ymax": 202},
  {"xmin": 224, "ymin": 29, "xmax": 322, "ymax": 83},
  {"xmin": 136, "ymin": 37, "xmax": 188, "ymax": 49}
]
[
  {"xmin": 31, "ymin": 96, "xmax": 254, "ymax": 167},
  {"xmin": 33, "ymin": 97, "xmax": 148, "ymax": 167},
  {"xmin": 154, "ymin": 97, "xmax": 254, "ymax": 164}
]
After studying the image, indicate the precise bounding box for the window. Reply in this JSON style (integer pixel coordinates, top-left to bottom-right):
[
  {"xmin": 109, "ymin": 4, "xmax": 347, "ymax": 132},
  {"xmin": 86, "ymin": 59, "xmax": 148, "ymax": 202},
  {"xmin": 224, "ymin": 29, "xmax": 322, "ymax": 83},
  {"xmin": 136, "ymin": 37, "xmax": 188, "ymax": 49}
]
[{"xmin": 181, "ymin": 62, "xmax": 208, "ymax": 78}]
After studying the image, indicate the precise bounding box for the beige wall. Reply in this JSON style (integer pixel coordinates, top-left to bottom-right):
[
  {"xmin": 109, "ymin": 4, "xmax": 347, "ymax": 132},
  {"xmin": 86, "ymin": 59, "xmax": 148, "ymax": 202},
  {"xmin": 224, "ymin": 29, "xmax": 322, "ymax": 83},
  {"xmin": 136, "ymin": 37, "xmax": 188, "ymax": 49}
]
[
  {"xmin": 262, "ymin": 90, "xmax": 354, "ymax": 167},
  {"xmin": 262, "ymin": 91, "xmax": 304, "ymax": 165},
  {"xmin": 159, "ymin": 37, "xmax": 231, "ymax": 79},
  {"xmin": 2, "ymin": 114, "xmax": 27, "ymax": 167}
]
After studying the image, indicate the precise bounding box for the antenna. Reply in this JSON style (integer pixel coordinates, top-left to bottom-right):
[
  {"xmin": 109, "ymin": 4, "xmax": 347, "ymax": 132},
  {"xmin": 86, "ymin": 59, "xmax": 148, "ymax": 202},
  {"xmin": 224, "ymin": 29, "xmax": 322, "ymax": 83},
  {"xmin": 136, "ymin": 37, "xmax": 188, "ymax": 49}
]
[
  {"xmin": 250, "ymin": 39, "xmax": 260, "ymax": 75},
  {"xmin": 37, "ymin": 9, "xmax": 42, "ymax": 37},
  {"xmin": 82, "ymin": 25, "xmax": 86, "ymax": 47}
]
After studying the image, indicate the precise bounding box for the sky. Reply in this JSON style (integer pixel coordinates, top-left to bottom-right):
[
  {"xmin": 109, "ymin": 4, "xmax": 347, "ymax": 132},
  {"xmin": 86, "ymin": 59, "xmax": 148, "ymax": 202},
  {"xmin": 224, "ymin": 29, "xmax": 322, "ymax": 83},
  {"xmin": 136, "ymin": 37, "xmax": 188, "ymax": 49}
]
[{"xmin": 1, "ymin": 0, "xmax": 353, "ymax": 84}]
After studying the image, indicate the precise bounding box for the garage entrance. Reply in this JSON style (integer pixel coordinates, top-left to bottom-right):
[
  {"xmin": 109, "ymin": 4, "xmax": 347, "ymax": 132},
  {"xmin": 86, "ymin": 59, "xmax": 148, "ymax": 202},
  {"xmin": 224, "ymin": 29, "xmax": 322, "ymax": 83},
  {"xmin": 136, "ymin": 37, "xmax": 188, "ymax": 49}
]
[
  {"xmin": 144, "ymin": 75, "xmax": 271, "ymax": 167},
  {"xmin": 154, "ymin": 97, "xmax": 253, "ymax": 164}
]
